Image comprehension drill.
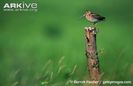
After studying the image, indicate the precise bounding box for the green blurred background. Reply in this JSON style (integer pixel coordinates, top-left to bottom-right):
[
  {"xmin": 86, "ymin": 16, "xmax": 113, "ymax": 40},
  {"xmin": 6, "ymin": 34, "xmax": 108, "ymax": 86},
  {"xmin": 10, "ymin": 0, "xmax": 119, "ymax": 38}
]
[{"xmin": 0, "ymin": 0, "xmax": 133, "ymax": 86}]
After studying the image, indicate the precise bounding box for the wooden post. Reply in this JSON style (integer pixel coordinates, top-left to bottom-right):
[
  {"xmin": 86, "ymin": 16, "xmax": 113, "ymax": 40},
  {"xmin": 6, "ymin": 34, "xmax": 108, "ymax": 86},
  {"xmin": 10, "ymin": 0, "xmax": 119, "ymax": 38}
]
[{"xmin": 85, "ymin": 27, "xmax": 101, "ymax": 86}]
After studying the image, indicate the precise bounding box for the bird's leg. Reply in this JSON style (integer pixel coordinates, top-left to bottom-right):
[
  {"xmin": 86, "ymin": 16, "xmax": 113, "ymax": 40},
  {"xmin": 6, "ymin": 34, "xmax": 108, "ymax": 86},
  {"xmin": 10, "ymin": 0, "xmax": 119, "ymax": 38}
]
[
  {"xmin": 90, "ymin": 23, "xmax": 95, "ymax": 34},
  {"xmin": 93, "ymin": 22, "xmax": 96, "ymax": 28},
  {"xmin": 94, "ymin": 23, "xmax": 99, "ymax": 33},
  {"xmin": 93, "ymin": 23, "xmax": 100, "ymax": 33},
  {"xmin": 90, "ymin": 23, "xmax": 95, "ymax": 28},
  {"xmin": 92, "ymin": 23, "xmax": 99, "ymax": 34}
]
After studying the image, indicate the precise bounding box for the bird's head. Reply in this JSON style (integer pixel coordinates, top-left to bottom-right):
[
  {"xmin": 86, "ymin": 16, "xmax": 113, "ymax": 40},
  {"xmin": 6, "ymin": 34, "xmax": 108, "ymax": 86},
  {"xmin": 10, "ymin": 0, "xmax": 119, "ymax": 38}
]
[
  {"xmin": 80, "ymin": 11, "xmax": 91, "ymax": 18},
  {"xmin": 83, "ymin": 11, "xmax": 91, "ymax": 16}
]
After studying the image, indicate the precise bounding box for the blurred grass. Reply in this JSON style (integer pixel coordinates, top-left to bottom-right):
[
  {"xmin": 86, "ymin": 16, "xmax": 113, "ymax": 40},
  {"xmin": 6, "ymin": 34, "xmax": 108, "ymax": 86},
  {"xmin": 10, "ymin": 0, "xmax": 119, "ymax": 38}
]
[{"xmin": 0, "ymin": 0, "xmax": 133, "ymax": 86}]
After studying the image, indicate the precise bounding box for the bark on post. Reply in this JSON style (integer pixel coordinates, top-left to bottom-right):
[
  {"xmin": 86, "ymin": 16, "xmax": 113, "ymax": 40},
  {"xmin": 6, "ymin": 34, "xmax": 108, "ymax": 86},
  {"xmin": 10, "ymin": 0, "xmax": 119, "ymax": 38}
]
[{"xmin": 85, "ymin": 27, "xmax": 101, "ymax": 86}]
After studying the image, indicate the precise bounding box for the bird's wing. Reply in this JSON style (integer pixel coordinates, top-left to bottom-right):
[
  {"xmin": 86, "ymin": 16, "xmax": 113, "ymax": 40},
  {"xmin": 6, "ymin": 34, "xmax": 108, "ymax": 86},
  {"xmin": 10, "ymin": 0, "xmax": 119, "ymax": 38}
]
[{"xmin": 92, "ymin": 13, "xmax": 105, "ymax": 20}]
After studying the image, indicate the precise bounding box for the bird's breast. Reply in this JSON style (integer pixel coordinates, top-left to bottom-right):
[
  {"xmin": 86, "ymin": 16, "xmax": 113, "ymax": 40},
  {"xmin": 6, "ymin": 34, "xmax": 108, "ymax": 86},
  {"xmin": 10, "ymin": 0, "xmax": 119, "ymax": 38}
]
[{"xmin": 86, "ymin": 15, "xmax": 98, "ymax": 22}]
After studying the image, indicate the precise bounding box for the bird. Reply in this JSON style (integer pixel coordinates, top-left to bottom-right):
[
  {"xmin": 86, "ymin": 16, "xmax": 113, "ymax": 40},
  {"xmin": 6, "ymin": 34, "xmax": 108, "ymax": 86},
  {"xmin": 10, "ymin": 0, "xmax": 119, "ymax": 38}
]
[{"xmin": 83, "ymin": 11, "xmax": 105, "ymax": 26}]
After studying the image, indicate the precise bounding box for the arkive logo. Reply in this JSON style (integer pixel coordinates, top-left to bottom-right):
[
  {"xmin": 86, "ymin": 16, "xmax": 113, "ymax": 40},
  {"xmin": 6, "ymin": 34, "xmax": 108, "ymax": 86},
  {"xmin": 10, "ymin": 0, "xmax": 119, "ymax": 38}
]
[{"xmin": 3, "ymin": 1, "xmax": 38, "ymax": 12}]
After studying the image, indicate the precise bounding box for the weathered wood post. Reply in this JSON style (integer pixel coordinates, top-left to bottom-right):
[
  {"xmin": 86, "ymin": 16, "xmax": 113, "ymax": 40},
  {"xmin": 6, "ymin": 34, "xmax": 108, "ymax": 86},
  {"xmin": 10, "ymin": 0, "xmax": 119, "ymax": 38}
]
[{"xmin": 85, "ymin": 27, "xmax": 101, "ymax": 86}]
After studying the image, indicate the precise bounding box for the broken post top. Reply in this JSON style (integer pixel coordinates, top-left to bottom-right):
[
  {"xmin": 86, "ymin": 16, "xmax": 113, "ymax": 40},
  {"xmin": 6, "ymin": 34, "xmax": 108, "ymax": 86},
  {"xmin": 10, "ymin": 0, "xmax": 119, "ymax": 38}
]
[{"xmin": 85, "ymin": 27, "xmax": 97, "ymax": 35}]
